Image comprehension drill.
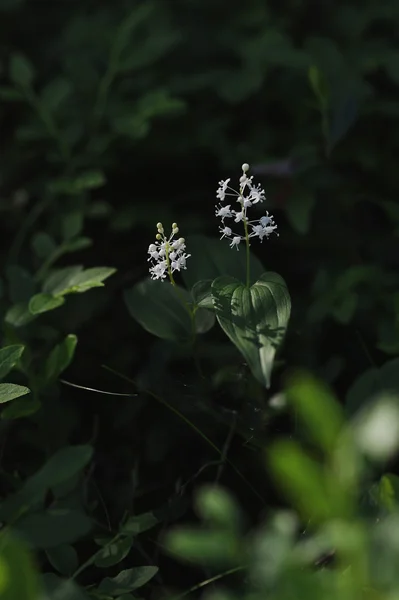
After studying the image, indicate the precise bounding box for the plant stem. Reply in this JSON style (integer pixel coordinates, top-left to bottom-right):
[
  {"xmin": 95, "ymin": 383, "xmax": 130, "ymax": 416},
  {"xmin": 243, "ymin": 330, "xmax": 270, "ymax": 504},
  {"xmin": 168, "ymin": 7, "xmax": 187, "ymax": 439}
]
[
  {"xmin": 243, "ymin": 216, "xmax": 251, "ymax": 288},
  {"xmin": 171, "ymin": 566, "xmax": 246, "ymax": 600}
]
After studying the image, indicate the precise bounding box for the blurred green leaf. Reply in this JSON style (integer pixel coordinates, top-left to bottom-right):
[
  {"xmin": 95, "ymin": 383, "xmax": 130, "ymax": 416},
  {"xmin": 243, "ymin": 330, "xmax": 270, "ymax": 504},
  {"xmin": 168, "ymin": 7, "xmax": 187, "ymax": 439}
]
[
  {"xmin": 97, "ymin": 567, "xmax": 158, "ymax": 595},
  {"xmin": 48, "ymin": 170, "xmax": 106, "ymax": 195},
  {"xmin": 95, "ymin": 537, "xmax": 132, "ymax": 568},
  {"xmin": 0, "ymin": 345, "xmax": 24, "ymax": 380},
  {"xmin": 0, "ymin": 445, "xmax": 93, "ymax": 521},
  {"xmin": 9, "ymin": 53, "xmax": 35, "ymax": 87},
  {"xmin": 16, "ymin": 508, "xmax": 92, "ymax": 548},
  {"xmin": 62, "ymin": 211, "xmax": 83, "ymax": 241},
  {"xmin": 308, "ymin": 65, "xmax": 329, "ymax": 110},
  {"xmin": 1, "ymin": 395, "xmax": 41, "ymax": 420},
  {"xmin": 211, "ymin": 273, "xmax": 291, "ymax": 388},
  {"xmin": 42, "ymin": 573, "xmax": 89, "ymax": 599},
  {"xmin": 121, "ymin": 512, "xmax": 159, "ymax": 536},
  {"xmin": 45, "ymin": 544, "xmax": 78, "ymax": 577},
  {"xmin": 164, "ymin": 528, "xmax": 241, "ymax": 567},
  {"xmin": 40, "ymin": 77, "xmax": 72, "ymax": 111},
  {"xmin": 269, "ymin": 440, "xmax": 348, "ymax": 523},
  {"xmin": 44, "ymin": 334, "xmax": 78, "ymax": 383},
  {"xmin": 31, "ymin": 232, "xmax": 57, "ymax": 259},
  {"xmin": 0, "ymin": 86, "xmax": 23, "ymax": 100},
  {"xmin": 29, "ymin": 293, "xmax": 65, "ymax": 315},
  {"xmin": 124, "ymin": 279, "xmax": 193, "ymax": 343},
  {"xmin": 195, "ymin": 485, "xmax": 242, "ymax": 531},
  {"xmin": 286, "ymin": 372, "xmax": 344, "ymax": 453},
  {"xmin": 0, "ymin": 531, "xmax": 41, "ymax": 599},
  {"xmin": 0, "ymin": 383, "xmax": 30, "ymax": 404},
  {"xmin": 191, "ymin": 279, "xmax": 213, "ymax": 309},
  {"xmin": 43, "ymin": 266, "xmax": 116, "ymax": 296}
]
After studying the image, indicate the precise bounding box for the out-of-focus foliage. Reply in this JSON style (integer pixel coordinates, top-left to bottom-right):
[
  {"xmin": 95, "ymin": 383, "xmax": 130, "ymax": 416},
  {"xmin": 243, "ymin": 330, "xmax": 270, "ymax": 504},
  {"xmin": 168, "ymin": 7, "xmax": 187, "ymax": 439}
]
[{"xmin": 0, "ymin": 0, "xmax": 399, "ymax": 596}]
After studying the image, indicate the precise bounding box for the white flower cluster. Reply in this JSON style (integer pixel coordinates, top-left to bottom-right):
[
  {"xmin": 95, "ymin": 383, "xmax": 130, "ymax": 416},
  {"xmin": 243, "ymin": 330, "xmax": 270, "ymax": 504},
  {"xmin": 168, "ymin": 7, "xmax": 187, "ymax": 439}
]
[
  {"xmin": 216, "ymin": 163, "xmax": 278, "ymax": 250},
  {"xmin": 148, "ymin": 222, "xmax": 190, "ymax": 281}
]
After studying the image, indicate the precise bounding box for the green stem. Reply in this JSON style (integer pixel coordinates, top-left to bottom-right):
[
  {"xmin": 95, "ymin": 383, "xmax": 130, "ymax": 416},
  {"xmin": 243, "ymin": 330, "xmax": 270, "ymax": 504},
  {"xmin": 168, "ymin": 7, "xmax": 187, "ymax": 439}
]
[
  {"xmin": 243, "ymin": 216, "xmax": 251, "ymax": 288},
  {"xmin": 171, "ymin": 565, "xmax": 246, "ymax": 600}
]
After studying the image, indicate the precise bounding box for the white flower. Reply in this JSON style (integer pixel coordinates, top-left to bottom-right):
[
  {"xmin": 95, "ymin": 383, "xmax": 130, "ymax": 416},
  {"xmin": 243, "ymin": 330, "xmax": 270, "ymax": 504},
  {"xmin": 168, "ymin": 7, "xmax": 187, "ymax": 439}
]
[
  {"xmin": 230, "ymin": 236, "xmax": 241, "ymax": 250},
  {"xmin": 219, "ymin": 226, "xmax": 232, "ymax": 239},
  {"xmin": 215, "ymin": 163, "xmax": 278, "ymax": 250},
  {"xmin": 248, "ymin": 182, "xmax": 266, "ymax": 204},
  {"xmin": 147, "ymin": 244, "xmax": 159, "ymax": 261},
  {"xmin": 260, "ymin": 214, "xmax": 273, "ymax": 227},
  {"xmin": 216, "ymin": 204, "xmax": 233, "ymax": 220},
  {"xmin": 149, "ymin": 260, "xmax": 168, "ymax": 280},
  {"xmin": 171, "ymin": 253, "xmax": 190, "ymax": 271},
  {"xmin": 148, "ymin": 225, "xmax": 190, "ymax": 281},
  {"xmin": 216, "ymin": 178, "xmax": 231, "ymax": 201}
]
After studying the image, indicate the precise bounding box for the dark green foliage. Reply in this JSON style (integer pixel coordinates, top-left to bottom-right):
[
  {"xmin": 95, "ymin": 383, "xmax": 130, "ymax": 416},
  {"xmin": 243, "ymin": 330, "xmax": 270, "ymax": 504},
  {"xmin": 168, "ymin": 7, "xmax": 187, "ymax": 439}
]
[{"xmin": 0, "ymin": 0, "xmax": 399, "ymax": 597}]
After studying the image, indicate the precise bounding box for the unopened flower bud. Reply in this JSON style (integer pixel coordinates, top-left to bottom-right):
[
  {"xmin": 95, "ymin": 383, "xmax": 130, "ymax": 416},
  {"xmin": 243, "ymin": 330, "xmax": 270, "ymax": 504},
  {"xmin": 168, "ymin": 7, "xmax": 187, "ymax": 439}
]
[
  {"xmin": 242, "ymin": 163, "xmax": 250, "ymax": 172},
  {"xmin": 172, "ymin": 222, "xmax": 178, "ymax": 229},
  {"xmin": 156, "ymin": 233, "xmax": 162, "ymax": 240}
]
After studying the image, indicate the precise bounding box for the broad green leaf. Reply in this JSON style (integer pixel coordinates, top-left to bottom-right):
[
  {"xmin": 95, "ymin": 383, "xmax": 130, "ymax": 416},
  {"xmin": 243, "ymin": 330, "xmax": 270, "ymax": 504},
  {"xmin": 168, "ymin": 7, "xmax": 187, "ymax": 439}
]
[
  {"xmin": 191, "ymin": 279, "xmax": 213, "ymax": 309},
  {"xmin": 62, "ymin": 211, "xmax": 83, "ymax": 241},
  {"xmin": 124, "ymin": 279, "xmax": 193, "ymax": 343},
  {"xmin": 64, "ymin": 237, "xmax": 92, "ymax": 253},
  {"xmin": 94, "ymin": 537, "xmax": 132, "ymax": 568},
  {"xmin": 29, "ymin": 293, "xmax": 65, "ymax": 315},
  {"xmin": 195, "ymin": 485, "xmax": 242, "ymax": 531},
  {"xmin": 5, "ymin": 302, "xmax": 36, "ymax": 327},
  {"xmin": 31, "ymin": 232, "xmax": 57, "ymax": 259},
  {"xmin": 98, "ymin": 567, "xmax": 158, "ymax": 595},
  {"xmin": 0, "ymin": 445, "xmax": 93, "ymax": 521},
  {"xmin": 45, "ymin": 544, "xmax": 78, "ymax": 576},
  {"xmin": 211, "ymin": 273, "xmax": 291, "ymax": 388},
  {"xmin": 268, "ymin": 440, "xmax": 348, "ymax": 523},
  {"xmin": 44, "ymin": 334, "xmax": 78, "ymax": 383},
  {"xmin": 0, "ymin": 383, "xmax": 30, "ymax": 404},
  {"xmin": 194, "ymin": 307, "xmax": 215, "ymax": 334},
  {"xmin": 0, "ymin": 345, "xmax": 24, "ymax": 379},
  {"xmin": 42, "ymin": 266, "xmax": 83, "ymax": 296},
  {"xmin": 41, "ymin": 77, "xmax": 72, "ymax": 111},
  {"xmin": 48, "ymin": 171, "xmax": 106, "ymax": 195},
  {"xmin": 27, "ymin": 445, "xmax": 93, "ymax": 497},
  {"xmin": 181, "ymin": 234, "xmax": 265, "ymax": 289},
  {"xmin": 164, "ymin": 528, "xmax": 241, "ymax": 567},
  {"xmin": 286, "ymin": 372, "xmax": 344, "ymax": 453},
  {"xmin": 1, "ymin": 395, "xmax": 41, "ymax": 420},
  {"xmin": 373, "ymin": 474, "xmax": 399, "ymax": 513},
  {"xmin": 43, "ymin": 266, "xmax": 116, "ymax": 296},
  {"xmin": 121, "ymin": 512, "xmax": 159, "ymax": 536},
  {"xmin": 0, "ymin": 531, "xmax": 41, "ymax": 600},
  {"xmin": 9, "ymin": 53, "xmax": 35, "ymax": 87},
  {"xmin": 16, "ymin": 508, "xmax": 92, "ymax": 548}
]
